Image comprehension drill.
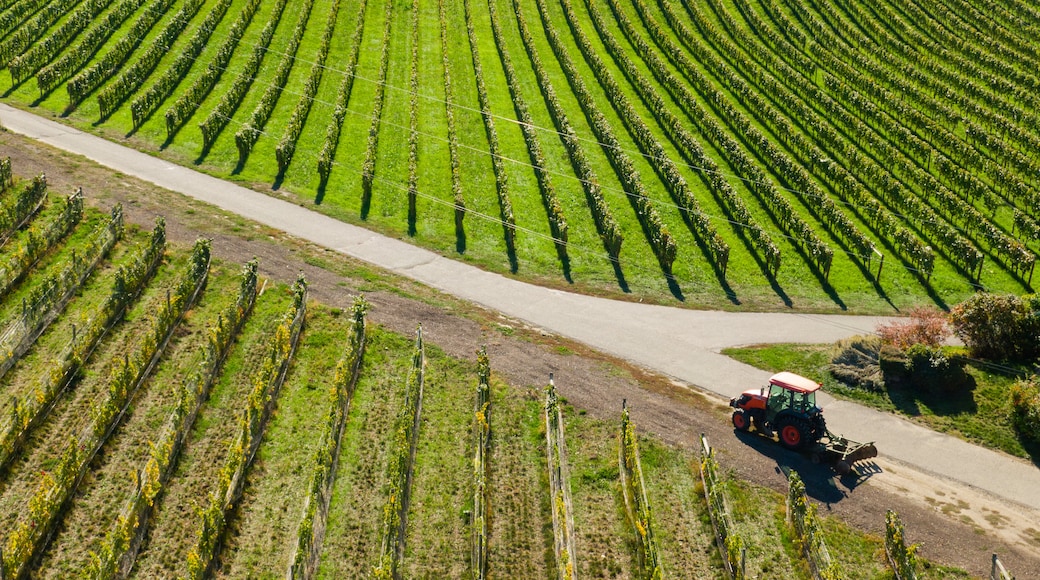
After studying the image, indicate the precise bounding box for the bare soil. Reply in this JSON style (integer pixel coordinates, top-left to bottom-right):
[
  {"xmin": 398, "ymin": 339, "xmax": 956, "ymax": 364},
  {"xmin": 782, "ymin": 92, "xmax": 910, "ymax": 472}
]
[{"xmin": 3, "ymin": 131, "xmax": 1039, "ymax": 578}]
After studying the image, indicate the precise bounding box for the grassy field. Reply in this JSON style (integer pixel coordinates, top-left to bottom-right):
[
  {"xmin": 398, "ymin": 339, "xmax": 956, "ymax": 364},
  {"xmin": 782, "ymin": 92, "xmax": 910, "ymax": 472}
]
[{"xmin": 0, "ymin": 0, "xmax": 1036, "ymax": 312}]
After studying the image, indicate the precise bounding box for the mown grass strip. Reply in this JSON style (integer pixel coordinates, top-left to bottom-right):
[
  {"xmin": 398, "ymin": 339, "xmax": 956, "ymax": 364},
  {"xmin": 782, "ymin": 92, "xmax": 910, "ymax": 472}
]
[
  {"xmin": 372, "ymin": 325, "xmax": 425, "ymax": 578},
  {"xmin": 286, "ymin": 297, "xmax": 367, "ymax": 579},
  {"xmin": 183, "ymin": 276, "xmax": 306, "ymax": 579}
]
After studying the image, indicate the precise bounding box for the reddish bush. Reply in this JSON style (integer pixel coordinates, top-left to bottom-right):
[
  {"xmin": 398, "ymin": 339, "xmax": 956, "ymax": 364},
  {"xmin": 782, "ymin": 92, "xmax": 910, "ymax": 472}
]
[{"xmin": 876, "ymin": 307, "xmax": 950, "ymax": 349}]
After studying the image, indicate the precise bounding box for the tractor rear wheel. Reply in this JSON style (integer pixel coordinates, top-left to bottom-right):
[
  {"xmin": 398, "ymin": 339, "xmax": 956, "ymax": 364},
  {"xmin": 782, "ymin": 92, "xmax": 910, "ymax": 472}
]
[
  {"xmin": 776, "ymin": 416, "xmax": 810, "ymax": 450},
  {"xmin": 731, "ymin": 409, "xmax": 750, "ymax": 431}
]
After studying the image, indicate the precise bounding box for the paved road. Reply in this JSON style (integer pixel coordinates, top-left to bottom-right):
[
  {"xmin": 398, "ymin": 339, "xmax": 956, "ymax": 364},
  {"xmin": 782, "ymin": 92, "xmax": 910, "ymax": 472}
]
[{"xmin": 4, "ymin": 104, "xmax": 1038, "ymax": 508}]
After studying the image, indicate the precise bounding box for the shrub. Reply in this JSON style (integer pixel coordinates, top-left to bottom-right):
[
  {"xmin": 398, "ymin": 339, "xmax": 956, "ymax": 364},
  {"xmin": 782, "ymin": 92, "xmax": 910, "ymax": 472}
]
[
  {"xmin": 1010, "ymin": 376, "xmax": 1040, "ymax": 444},
  {"xmin": 950, "ymin": 293, "xmax": 1040, "ymax": 360},
  {"xmin": 880, "ymin": 344, "xmax": 971, "ymax": 393},
  {"xmin": 876, "ymin": 307, "xmax": 950, "ymax": 349}
]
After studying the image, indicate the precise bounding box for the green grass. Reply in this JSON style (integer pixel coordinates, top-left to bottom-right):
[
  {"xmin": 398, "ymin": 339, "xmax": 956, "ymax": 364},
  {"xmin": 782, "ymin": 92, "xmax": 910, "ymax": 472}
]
[{"xmin": 723, "ymin": 343, "xmax": 1040, "ymax": 460}]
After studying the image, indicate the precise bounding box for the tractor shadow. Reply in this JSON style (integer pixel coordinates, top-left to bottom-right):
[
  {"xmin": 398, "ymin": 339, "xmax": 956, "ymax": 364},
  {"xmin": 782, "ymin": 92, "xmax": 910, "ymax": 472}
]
[{"xmin": 733, "ymin": 430, "xmax": 881, "ymax": 506}]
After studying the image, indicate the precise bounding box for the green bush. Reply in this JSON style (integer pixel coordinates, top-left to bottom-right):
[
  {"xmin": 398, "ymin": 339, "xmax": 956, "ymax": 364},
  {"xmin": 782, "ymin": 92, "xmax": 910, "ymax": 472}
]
[
  {"xmin": 879, "ymin": 344, "xmax": 971, "ymax": 393},
  {"xmin": 950, "ymin": 293, "xmax": 1040, "ymax": 361},
  {"xmin": 1010, "ymin": 376, "xmax": 1040, "ymax": 444}
]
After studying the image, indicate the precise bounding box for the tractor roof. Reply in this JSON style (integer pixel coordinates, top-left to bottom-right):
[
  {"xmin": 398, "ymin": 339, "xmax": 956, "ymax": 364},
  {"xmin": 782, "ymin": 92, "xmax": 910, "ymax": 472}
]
[{"xmin": 769, "ymin": 372, "xmax": 821, "ymax": 393}]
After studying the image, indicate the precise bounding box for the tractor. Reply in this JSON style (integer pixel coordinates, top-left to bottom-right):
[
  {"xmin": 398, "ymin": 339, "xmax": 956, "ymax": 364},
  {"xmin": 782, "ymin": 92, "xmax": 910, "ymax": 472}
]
[{"xmin": 729, "ymin": 372, "xmax": 877, "ymax": 474}]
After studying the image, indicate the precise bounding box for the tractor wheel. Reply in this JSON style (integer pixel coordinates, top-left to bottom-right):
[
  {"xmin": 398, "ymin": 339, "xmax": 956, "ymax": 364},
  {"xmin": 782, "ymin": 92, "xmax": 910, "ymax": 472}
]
[
  {"xmin": 731, "ymin": 409, "xmax": 750, "ymax": 432},
  {"xmin": 776, "ymin": 416, "xmax": 810, "ymax": 451}
]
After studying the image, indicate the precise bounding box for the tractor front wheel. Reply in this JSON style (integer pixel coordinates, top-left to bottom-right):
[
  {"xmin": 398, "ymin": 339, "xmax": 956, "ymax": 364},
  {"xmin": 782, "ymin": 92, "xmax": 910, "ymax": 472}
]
[
  {"xmin": 731, "ymin": 409, "xmax": 750, "ymax": 432},
  {"xmin": 776, "ymin": 417, "xmax": 810, "ymax": 450}
]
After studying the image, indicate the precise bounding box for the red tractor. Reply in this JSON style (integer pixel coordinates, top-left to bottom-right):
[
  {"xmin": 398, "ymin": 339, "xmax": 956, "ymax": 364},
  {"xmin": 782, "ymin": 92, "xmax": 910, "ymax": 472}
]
[{"xmin": 729, "ymin": 372, "xmax": 877, "ymax": 474}]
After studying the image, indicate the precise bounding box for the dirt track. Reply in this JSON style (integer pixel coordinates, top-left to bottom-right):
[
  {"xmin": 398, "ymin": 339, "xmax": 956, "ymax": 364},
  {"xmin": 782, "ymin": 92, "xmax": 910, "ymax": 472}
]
[{"xmin": 3, "ymin": 129, "xmax": 1039, "ymax": 578}]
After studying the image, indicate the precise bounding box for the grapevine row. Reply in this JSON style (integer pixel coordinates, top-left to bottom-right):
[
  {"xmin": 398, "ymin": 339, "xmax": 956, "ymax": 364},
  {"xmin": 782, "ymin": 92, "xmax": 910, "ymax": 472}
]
[
  {"xmin": 372, "ymin": 326, "xmax": 425, "ymax": 579},
  {"xmin": 34, "ymin": 0, "xmax": 150, "ymax": 95},
  {"xmin": 80, "ymin": 0, "xmax": 190, "ymax": 111},
  {"xmin": 486, "ymin": 0, "xmax": 568, "ymax": 251},
  {"xmin": 125, "ymin": 0, "xmax": 231, "ymax": 126},
  {"xmin": 578, "ymin": 0, "xmax": 738, "ymax": 274},
  {"xmin": 706, "ymin": 0, "xmax": 946, "ymax": 263},
  {"xmin": 236, "ymin": 0, "xmax": 316, "ymax": 164},
  {"xmin": 832, "ymin": 0, "xmax": 1040, "ymax": 153},
  {"xmin": 460, "ymin": 0, "xmax": 516, "ymax": 254},
  {"xmin": 1, "ymin": 235, "xmax": 207, "ymax": 580},
  {"xmin": 0, "ymin": 189, "xmax": 82, "ymax": 301},
  {"xmin": 884, "ymin": 511, "xmax": 919, "ymax": 580},
  {"xmin": 0, "ymin": 157, "xmax": 10, "ymax": 192},
  {"xmin": 720, "ymin": 0, "xmax": 1007, "ymax": 228},
  {"xmin": 534, "ymin": 0, "xmax": 677, "ymax": 271},
  {"xmin": 544, "ymin": 378, "xmax": 577, "ymax": 580},
  {"xmin": 437, "ymin": 0, "xmax": 466, "ymax": 236},
  {"xmin": 613, "ymin": 0, "xmax": 784, "ymax": 275},
  {"xmin": 275, "ymin": 0, "xmax": 341, "ymax": 175},
  {"xmin": 406, "ymin": 0, "xmax": 420, "ymax": 231},
  {"xmin": 618, "ymin": 405, "xmax": 662, "ymax": 579},
  {"xmin": 0, "ymin": 0, "xmax": 49, "ymax": 41},
  {"xmin": 796, "ymin": 0, "xmax": 1040, "ymax": 213},
  {"xmin": 287, "ymin": 296, "xmax": 366, "ymax": 579},
  {"xmin": 164, "ymin": 0, "xmax": 263, "ymax": 138},
  {"xmin": 511, "ymin": 0, "xmax": 623, "ymax": 259},
  {"xmin": 787, "ymin": 472, "xmax": 843, "ymax": 578},
  {"xmin": 316, "ymin": 0, "xmax": 367, "ymax": 189},
  {"xmin": 198, "ymin": 0, "xmax": 290, "ymax": 151},
  {"xmin": 471, "ymin": 347, "xmax": 491, "ymax": 580},
  {"xmin": 359, "ymin": 0, "xmax": 394, "ymax": 217},
  {"xmin": 770, "ymin": 0, "xmax": 1040, "ymax": 217},
  {"xmin": 893, "ymin": 0, "xmax": 1040, "ymax": 111},
  {"xmin": 698, "ymin": 436, "xmax": 744, "ymax": 578},
  {"xmin": 924, "ymin": 0, "xmax": 1040, "ymax": 75},
  {"xmin": 85, "ymin": 259, "xmax": 260, "ymax": 580},
  {"xmin": 185, "ymin": 275, "xmax": 306, "ymax": 579}
]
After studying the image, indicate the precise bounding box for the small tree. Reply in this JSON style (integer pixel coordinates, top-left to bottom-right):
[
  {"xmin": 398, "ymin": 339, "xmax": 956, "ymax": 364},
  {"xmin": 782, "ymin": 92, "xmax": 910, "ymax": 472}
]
[
  {"xmin": 1010, "ymin": 376, "xmax": 1040, "ymax": 444},
  {"xmin": 950, "ymin": 293, "xmax": 1040, "ymax": 360}
]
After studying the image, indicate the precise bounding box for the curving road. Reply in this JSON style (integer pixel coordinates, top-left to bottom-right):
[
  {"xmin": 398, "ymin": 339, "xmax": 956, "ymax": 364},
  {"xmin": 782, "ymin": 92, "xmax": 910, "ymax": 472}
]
[{"xmin": 3, "ymin": 103, "xmax": 1038, "ymax": 511}]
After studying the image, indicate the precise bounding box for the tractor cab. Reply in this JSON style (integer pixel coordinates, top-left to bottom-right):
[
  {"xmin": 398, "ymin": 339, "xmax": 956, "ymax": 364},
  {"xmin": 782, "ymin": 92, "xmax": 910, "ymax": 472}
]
[{"xmin": 764, "ymin": 372, "xmax": 821, "ymax": 422}]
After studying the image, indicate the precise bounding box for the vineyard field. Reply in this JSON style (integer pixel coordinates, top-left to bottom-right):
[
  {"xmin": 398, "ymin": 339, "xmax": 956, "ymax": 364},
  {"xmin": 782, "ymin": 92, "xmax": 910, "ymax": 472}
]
[
  {"xmin": 0, "ymin": 161, "xmax": 985, "ymax": 577},
  {"xmin": 1, "ymin": 0, "xmax": 1037, "ymax": 311}
]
